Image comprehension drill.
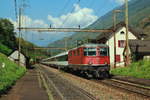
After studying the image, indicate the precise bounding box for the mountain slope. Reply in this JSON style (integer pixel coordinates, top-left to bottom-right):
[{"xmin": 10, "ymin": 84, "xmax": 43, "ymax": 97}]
[{"xmin": 48, "ymin": 0, "xmax": 150, "ymax": 55}]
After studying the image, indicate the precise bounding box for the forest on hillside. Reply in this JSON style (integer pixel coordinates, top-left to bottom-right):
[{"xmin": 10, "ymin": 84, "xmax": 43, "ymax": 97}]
[{"xmin": 0, "ymin": 18, "xmax": 49, "ymax": 59}]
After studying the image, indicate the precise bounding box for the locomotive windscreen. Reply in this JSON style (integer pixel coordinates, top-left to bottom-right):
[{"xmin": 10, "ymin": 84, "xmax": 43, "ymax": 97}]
[
  {"xmin": 99, "ymin": 48, "xmax": 108, "ymax": 56},
  {"xmin": 84, "ymin": 48, "xmax": 96, "ymax": 56}
]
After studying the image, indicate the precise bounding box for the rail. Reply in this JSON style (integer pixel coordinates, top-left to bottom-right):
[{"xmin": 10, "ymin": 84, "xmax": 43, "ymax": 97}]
[{"xmin": 94, "ymin": 79, "xmax": 150, "ymax": 98}]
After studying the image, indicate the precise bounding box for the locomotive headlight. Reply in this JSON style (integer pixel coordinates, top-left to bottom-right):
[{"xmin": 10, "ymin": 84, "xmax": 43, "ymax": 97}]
[
  {"xmin": 104, "ymin": 62, "xmax": 108, "ymax": 65},
  {"xmin": 88, "ymin": 61, "xmax": 93, "ymax": 65}
]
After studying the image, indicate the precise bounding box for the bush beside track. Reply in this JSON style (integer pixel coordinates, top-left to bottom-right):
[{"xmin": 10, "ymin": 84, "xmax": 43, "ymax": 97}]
[
  {"xmin": 0, "ymin": 53, "xmax": 26, "ymax": 94},
  {"xmin": 111, "ymin": 60, "xmax": 150, "ymax": 79},
  {"xmin": 0, "ymin": 43, "xmax": 12, "ymax": 56}
]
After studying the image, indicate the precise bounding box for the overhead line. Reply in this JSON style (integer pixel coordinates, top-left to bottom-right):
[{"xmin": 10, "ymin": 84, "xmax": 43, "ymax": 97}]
[
  {"xmin": 18, "ymin": 27, "xmax": 113, "ymax": 33},
  {"xmin": 58, "ymin": 0, "xmax": 71, "ymax": 17},
  {"xmin": 61, "ymin": 0, "xmax": 81, "ymax": 28},
  {"xmin": 13, "ymin": 0, "xmax": 18, "ymax": 23},
  {"xmin": 32, "ymin": 47, "xmax": 66, "ymax": 50}
]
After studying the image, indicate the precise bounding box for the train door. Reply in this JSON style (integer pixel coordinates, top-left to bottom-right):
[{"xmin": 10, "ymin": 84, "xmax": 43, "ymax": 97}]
[
  {"xmin": 77, "ymin": 48, "xmax": 82, "ymax": 64},
  {"xmin": 68, "ymin": 51, "xmax": 72, "ymax": 64}
]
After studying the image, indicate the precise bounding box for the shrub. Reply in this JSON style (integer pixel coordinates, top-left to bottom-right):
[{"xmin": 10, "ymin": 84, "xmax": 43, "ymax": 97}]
[
  {"xmin": 0, "ymin": 53, "xmax": 26, "ymax": 93},
  {"xmin": 0, "ymin": 43, "xmax": 12, "ymax": 55},
  {"xmin": 111, "ymin": 60, "xmax": 150, "ymax": 79}
]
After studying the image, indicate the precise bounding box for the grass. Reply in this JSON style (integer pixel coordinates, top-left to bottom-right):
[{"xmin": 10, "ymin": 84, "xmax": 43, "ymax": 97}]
[
  {"xmin": 0, "ymin": 53, "xmax": 26, "ymax": 94},
  {"xmin": 0, "ymin": 43, "xmax": 12, "ymax": 56},
  {"xmin": 111, "ymin": 60, "xmax": 150, "ymax": 79}
]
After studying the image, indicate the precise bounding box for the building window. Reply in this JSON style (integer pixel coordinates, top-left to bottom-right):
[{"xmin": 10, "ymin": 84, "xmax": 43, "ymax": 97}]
[
  {"xmin": 120, "ymin": 31, "xmax": 125, "ymax": 34},
  {"xmin": 115, "ymin": 55, "xmax": 121, "ymax": 62},
  {"xmin": 118, "ymin": 40, "xmax": 126, "ymax": 48}
]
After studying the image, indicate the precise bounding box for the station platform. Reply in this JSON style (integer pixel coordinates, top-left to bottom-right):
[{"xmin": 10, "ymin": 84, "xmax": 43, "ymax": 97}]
[{"xmin": 0, "ymin": 67, "xmax": 48, "ymax": 100}]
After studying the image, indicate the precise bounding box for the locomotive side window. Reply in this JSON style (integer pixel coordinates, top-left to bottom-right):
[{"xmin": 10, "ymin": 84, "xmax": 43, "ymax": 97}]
[
  {"xmin": 84, "ymin": 48, "xmax": 96, "ymax": 56},
  {"xmin": 73, "ymin": 51, "xmax": 75, "ymax": 56},
  {"xmin": 69, "ymin": 51, "xmax": 72, "ymax": 56},
  {"xmin": 84, "ymin": 48, "xmax": 88, "ymax": 56},
  {"xmin": 77, "ymin": 49, "xmax": 80, "ymax": 56},
  {"xmin": 99, "ymin": 48, "xmax": 108, "ymax": 56}
]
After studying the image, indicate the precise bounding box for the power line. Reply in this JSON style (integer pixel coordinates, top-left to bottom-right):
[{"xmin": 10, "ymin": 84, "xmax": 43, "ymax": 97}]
[
  {"xmin": 58, "ymin": 0, "xmax": 71, "ymax": 17},
  {"xmin": 90, "ymin": 1, "xmax": 110, "ymax": 29},
  {"xmin": 13, "ymin": 0, "xmax": 18, "ymax": 23},
  {"xmin": 61, "ymin": 0, "xmax": 81, "ymax": 28}
]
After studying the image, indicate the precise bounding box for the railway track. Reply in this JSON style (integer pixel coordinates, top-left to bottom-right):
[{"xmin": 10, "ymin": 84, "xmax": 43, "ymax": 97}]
[
  {"xmin": 38, "ymin": 64, "xmax": 97, "ymax": 100},
  {"xmin": 94, "ymin": 78, "xmax": 150, "ymax": 98}
]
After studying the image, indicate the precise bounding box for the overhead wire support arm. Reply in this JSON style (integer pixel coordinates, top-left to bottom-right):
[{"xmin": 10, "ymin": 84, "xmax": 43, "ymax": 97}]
[
  {"xmin": 17, "ymin": 27, "xmax": 114, "ymax": 33},
  {"xmin": 32, "ymin": 47, "xmax": 66, "ymax": 50}
]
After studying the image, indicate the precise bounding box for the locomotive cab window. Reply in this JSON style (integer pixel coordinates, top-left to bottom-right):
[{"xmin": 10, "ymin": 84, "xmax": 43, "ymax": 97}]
[
  {"xmin": 99, "ymin": 48, "xmax": 108, "ymax": 56},
  {"xmin": 84, "ymin": 48, "xmax": 96, "ymax": 56}
]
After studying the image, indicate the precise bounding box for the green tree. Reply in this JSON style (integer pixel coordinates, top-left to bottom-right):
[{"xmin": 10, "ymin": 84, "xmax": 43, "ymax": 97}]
[{"xmin": 0, "ymin": 18, "xmax": 17, "ymax": 49}]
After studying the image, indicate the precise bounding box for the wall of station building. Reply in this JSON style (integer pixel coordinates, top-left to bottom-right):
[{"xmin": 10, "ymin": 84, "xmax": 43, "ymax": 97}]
[{"xmin": 106, "ymin": 27, "xmax": 137, "ymax": 67}]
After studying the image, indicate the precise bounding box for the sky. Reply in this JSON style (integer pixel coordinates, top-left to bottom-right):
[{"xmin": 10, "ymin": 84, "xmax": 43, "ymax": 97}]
[{"xmin": 0, "ymin": 0, "xmax": 128, "ymax": 46}]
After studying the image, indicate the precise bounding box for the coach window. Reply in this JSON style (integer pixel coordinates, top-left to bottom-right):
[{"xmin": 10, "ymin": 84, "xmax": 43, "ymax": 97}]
[{"xmin": 99, "ymin": 48, "xmax": 108, "ymax": 56}]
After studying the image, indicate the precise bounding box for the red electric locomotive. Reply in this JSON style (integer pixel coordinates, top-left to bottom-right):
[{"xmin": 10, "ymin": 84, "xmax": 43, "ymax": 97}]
[{"xmin": 68, "ymin": 43, "xmax": 110, "ymax": 78}]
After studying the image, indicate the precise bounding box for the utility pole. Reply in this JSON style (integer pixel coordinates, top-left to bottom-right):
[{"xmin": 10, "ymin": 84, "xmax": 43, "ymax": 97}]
[
  {"xmin": 125, "ymin": 0, "xmax": 130, "ymax": 66},
  {"xmin": 113, "ymin": 10, "xmax": 122, "ymax": 68},
  {"xmin": 18, "ymin": 7, "xmax": 22, "ymax": 66}
]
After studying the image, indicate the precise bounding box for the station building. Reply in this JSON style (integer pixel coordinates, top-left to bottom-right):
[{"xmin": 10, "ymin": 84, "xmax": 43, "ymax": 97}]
[{"xmin": 90, "ymin": 22, "xmax": 149, "ymax": 67}]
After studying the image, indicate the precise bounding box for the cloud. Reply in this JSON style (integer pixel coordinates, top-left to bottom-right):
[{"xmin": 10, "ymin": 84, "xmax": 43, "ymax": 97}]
[
  {"xmin": 9, "ymin": 15, "xmax": 48, "ymax": 29},
  {"xmin": 47, "ymin": 4, "xmax": 98, "ymax": 28},
  {"xmin": 9, "ymin": 16, "xmax": 50, "ymax": 46}
]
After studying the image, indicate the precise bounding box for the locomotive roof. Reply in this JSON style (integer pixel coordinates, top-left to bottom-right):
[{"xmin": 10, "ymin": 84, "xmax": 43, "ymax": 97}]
[
  {"xmin": 69, "ymin": 43, "xmax": 108, "ymax": 51},
  {"xmin": 42, "ymin": 51, "xmax": 68, "ymax": 61},
  {"xmin": 81, "ymin": 43, "xmax": 108, "ymax": 47}
]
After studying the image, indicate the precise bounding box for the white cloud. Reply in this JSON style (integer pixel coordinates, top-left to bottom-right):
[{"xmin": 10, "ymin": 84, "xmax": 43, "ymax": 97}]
[
  {"xmin": 10, "ymin": 15, "xmax": 48, "ymax": 29},
  {"xmin": 9, "ymin": 16, "xmax": 50, "ymax": 46},
  {"xmin": 47, "ymin": 4, "xmax": 98, "ymax": 28}
]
